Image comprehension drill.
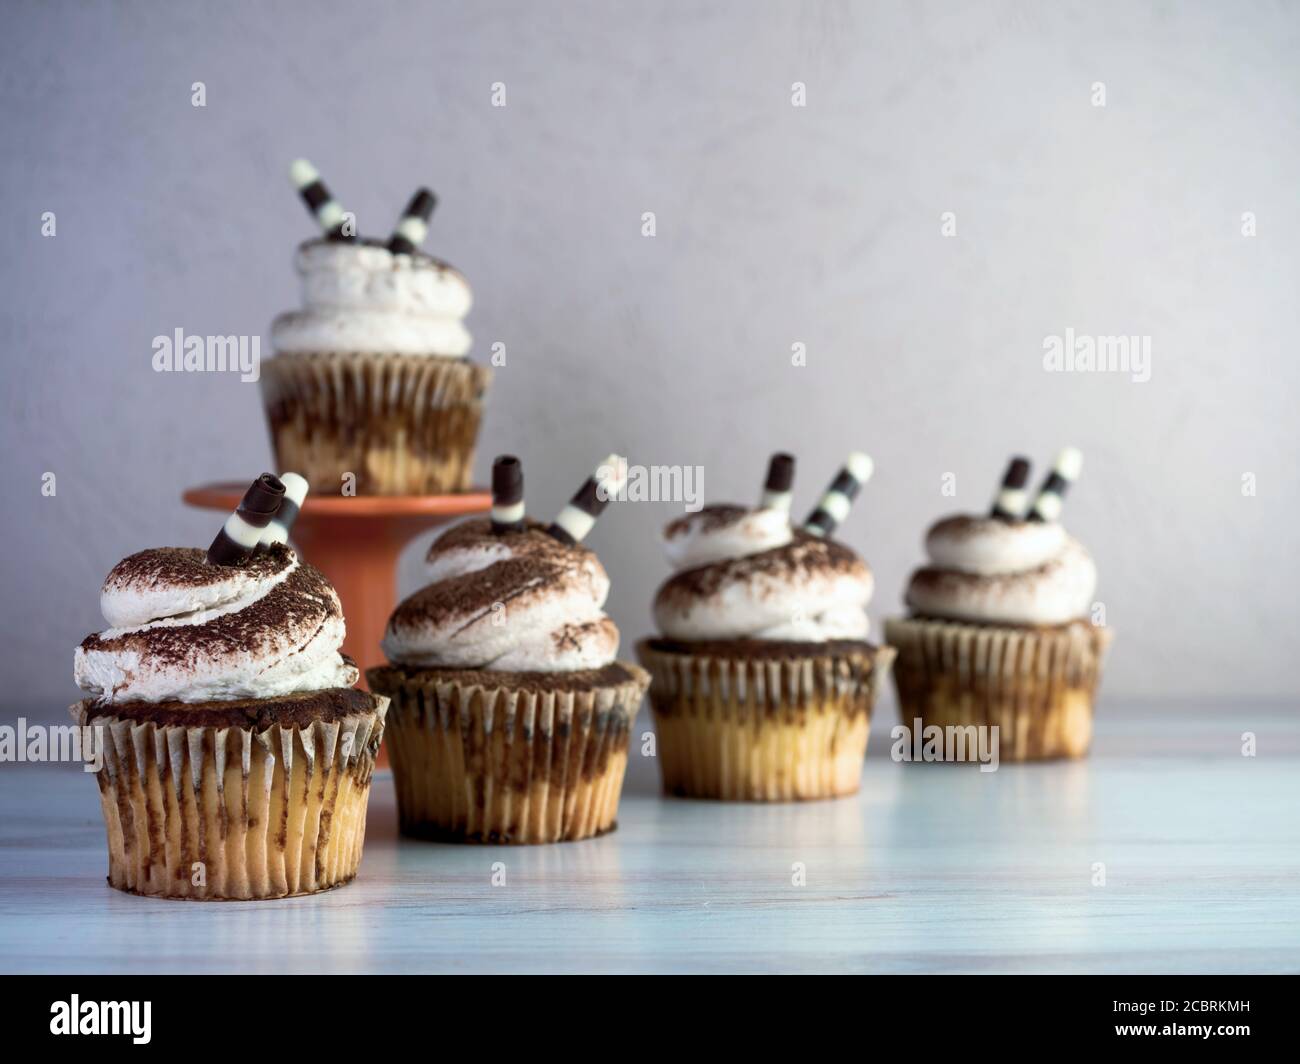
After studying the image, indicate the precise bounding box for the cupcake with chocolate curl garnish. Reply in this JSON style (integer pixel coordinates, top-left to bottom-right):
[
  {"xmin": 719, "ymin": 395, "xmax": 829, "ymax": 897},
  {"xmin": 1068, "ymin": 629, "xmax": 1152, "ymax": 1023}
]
[
  {"xmin": 884, "ymin": 450, "xmax": 1113, "ymax": 761},
  {"xmin": 71, "ymin": 475, "xmax": 388, "ymax": 899},
  {"xmin": 637, "ymin": 453, "xmax": 895, "ymax": 801},
  {"xmin": 260, "ymin": 163, "xmax": 491, "ymax": 495},
  {"xmin": 367, "ymin": 455, "xmax": 650, "ymax": 844}
]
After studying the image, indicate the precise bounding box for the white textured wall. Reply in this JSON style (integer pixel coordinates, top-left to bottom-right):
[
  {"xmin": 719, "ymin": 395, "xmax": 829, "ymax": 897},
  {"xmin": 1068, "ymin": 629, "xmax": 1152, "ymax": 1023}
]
[{"xmin": 2, "ymin": 0, "xmax": 1297, "ymax": 709}]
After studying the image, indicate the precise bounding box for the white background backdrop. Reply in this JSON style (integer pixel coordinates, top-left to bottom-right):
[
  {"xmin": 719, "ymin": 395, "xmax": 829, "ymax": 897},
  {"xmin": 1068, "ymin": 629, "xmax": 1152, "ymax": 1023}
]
[{"xmin": 3, "ymin": 0, "xmax": 1297, "ymax": 710}]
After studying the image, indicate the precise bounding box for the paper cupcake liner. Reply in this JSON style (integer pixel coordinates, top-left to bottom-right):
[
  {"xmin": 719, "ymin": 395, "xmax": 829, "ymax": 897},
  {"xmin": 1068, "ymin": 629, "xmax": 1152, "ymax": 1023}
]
[
  {"xmin": 635, "ymin": 641, "xmax": 895, "ymax": 801},
  {"xmin": 367, "ymin": 663, "xmax": 650, "ymax": 844},
  {"xmin": 883, "ymin": 616, "xmax": 1113, "ymax": 761},
  {"xmin": 260, "ymin": 351, "xmax": 492, "ymax": 495},
  {"xmin": 72, "ymin": 698, "xmax": 387, "ymax": 900}
]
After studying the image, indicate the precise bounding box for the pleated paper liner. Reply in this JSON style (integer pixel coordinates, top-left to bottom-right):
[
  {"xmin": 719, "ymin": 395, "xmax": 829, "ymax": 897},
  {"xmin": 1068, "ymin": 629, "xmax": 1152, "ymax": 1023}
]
[
  {"xmin": 72, "ymin": 690, "xmax": 388, "ymax": 900},
  {"xmin": 260, "ymin": 351, "xmax": 492, "ymax": 495},
  {"xmin": 883, "ymin": 616, "xmax": 1113, "ymax": 761},
  {"xmin": 635, "ymin": 639, "xmax": 896, "ymax": 802},
  {"xmin": 367, "ymin": 662, "xmax": 650, "ymax": 844}
]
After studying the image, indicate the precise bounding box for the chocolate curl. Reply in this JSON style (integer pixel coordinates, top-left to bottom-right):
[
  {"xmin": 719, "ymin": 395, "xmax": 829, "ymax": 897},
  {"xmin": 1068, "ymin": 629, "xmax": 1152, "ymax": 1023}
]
[
  {"xmin": 759, "ymin": 452, "xmax": 796, "ymax": 512},
  {"xmin": 258, "ymin": 473, "xmax": 310, "ymax": 549},
  {"xmin": 491, "ymin": 456, "xmax": 525, "ymax": 534},
  {"xmin": 546, "ymin": 455, "xmax": 627, "ymax": 545},
  {"xmin": 207, "ymin": 474, "xmax": 285, "ymax": 566},
  {"xmin": 1028, "ymin": 447, "xmax": 1083, "ymax": 523},
  {"xmin": 289, "ymin": 159, "xmax": 354, "ymax": 241},
  {"xmin": 387, "ymin": 187, "xmax": 437, "ymax": 255},
  {"xmin": 803, "ymin": 452, "xmax": 873, "ymax": 538},
  {"xmin": 990, "ymin": 456, "xmax": 1032, "ymax": 520}
]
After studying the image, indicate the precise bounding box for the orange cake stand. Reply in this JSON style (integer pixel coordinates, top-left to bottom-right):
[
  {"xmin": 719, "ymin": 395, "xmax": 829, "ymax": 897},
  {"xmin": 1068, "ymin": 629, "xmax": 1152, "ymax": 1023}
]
[{"xmin": 183, "ymin": 483, "xmax": 490, "ymax": 687}]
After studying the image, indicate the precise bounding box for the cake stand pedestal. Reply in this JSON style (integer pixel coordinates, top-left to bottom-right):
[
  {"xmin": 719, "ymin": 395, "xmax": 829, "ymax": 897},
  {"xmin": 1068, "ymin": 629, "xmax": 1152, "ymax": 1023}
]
[{"xmin": 183, "ymin": 483, "xmax": 490, "ymax": 687}]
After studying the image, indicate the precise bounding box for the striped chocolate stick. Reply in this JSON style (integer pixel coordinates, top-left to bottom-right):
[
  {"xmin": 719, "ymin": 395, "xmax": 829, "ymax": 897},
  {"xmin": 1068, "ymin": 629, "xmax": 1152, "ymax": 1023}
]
[
  {"xmin": 289, "ymin": 159, "xmax": 354, "ymax": 241},
  {"xmin": 1028, "ymin": 447, "xmax": 1083, "ymax": 523},
  {"xmin": 990, "ymin": 456, "xmax": 1032, "ymax": 520},
  {"xmin": 258, "ymin": 473, "xmax": 310, "ymax": 549},
  {"xmin": 803, "ymin": 452, "xmax": 873, "ymax": 538},
  {"xmin": 207, "ymin": 474, "xmax": 285, "ymax": 566},
  {"xmin": 387, "ymin": 188, "xmax": 437, "ymax": 255},
  {"xmin": 759, "ymin": 452, "xmax": 796, "ymax": 512},
  {"xmin": 546, "ymin": 455, "xmax": 628, "ymax": 545},
  {"xmin": 491, "ymin": 456, "xmax": 525, "ymax": 534}
]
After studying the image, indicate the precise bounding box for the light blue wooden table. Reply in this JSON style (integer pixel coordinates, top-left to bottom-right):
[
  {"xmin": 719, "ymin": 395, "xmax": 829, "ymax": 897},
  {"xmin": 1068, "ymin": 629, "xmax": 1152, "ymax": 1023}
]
[{"xmin": 1, "ymin": 700, "xmax": 1296, "ymax": 973}]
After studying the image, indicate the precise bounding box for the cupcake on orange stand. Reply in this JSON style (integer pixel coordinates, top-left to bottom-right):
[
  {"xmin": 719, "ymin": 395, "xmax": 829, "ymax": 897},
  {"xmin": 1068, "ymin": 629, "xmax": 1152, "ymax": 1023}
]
[{"xmin": 261, "ymin": 161, "xmax": 491, "ymax": 495}]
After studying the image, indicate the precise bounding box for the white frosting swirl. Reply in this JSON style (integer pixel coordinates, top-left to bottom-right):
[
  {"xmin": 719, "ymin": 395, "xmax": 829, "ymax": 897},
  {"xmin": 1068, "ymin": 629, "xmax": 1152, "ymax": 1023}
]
[
  {"xmin": 654, "ymin": 506, "xmax": 873, "ymax": 641},
  {"xmin": 925, "ymin": 516, "xmax": 1067, "ymax": 574},
  {"xmin": 272, "ymin": 240, "xmax": 472, "ymax": 356},
  {"xmin": 75, "ymin": 547, "xmax": 358, "ymax": 704},
  {"xmin": 663, "ymin": 505, "xmax": 792, "ymax": 569},
  {"xmin": 905, "ymin": 516, "xmax": 1097, "ymax": 625},
  {"xmin": 382, "ymin": 521, "xmax": 618, "ymax": 672}
]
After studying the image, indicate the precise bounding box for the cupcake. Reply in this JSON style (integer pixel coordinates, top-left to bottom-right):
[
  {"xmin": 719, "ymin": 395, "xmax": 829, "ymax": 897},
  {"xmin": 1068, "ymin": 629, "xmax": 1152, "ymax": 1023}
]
[
  {"xmin": 884, "ymin": 450, "xmax": 1113, "ymax": 761},
  {"xmin": 260, "ymin": 163, "xmax": 491, "ymax": 495},
  {"xmin": 367, "ymin": 455, "xmax": 650, "ymax": 844},
  {"xmin": 637, "ymin": 453, "xmax": 895, "ymax": 801},
  {"xmin": 72, "ymin": 475, "xmax": 388, "ymax": 899}
]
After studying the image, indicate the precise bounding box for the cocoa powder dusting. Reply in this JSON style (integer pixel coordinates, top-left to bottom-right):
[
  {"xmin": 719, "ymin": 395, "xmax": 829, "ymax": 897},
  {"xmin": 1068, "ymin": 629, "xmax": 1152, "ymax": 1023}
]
[
  {"xmin": 552, "ymin": 619, "xmax": 611, "ymax": 654},
  {"xmin": 402, "ymin": 521, "xmax": 603, "ymax": 632},
  {"xmin": 82, "ymin": 558, "xmax": 340, "ymax": 668},
  {"xmin": 425, "ymin": 517, "xmax": 593, "ymax": 566},
  {"xmin": 659, "ymin": 531, "xmax": 866, "ymax": 605},
  {"xmin": 663, "ymin": 504, "xmax": 749, "ymax": 539},
  {"xmin": 104, "ymin": 545, "xmax": 293, "ymax": 594}
]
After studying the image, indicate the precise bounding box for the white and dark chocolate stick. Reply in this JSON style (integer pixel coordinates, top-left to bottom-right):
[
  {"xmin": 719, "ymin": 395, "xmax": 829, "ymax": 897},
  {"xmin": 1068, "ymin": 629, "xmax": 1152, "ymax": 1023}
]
[
  {"xmin": 258, "ymin": 473, "xmax": 309, "ymax": 549},
  {"xmin": 546, "ymin": 455, "xmax": 628, "ymax": 545},
  {"xmin": 491, "ymin": 456, "xmax": 525, "ymax": 534},
  {"xmin": 207, "ymin": 474, "xmax": 285, "ymax": 566},
  {"xmin": 990, "ymin": 456, "xmax": 1032, "ymax": 520},
  {"xmin": 289, "ymin": 159, "xmax": 354, "ymax": 242},
  {"xmin": 1028, "ymin": 447, "xmax": 1083, "ymax": 523},
  {"xmin": 759, "ymin": 452, "xmax": 796, "ymax": 512},
  {"xmin": 387, "ymin": 187, "xmax": 437, "ymax": 255},
  {"xmin": 803, "ymin": 452, "xmax": 873, "ymax": 537}
]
